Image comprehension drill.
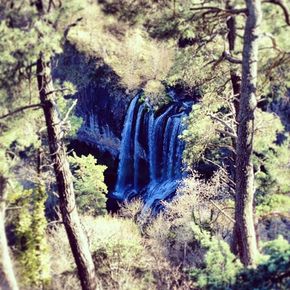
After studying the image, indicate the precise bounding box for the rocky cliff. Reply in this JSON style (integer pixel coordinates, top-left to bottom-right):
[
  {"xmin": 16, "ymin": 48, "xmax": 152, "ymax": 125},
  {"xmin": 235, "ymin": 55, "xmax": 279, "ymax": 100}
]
[{"xmin": 54, "ymin": 43, "xmax": 133, "ymax": 157}]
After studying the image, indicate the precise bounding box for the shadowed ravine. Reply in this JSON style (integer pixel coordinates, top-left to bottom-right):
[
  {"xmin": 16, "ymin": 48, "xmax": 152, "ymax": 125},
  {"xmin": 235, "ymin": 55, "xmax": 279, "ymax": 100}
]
[{"xmin": 111, "ymin": 95, "xmax": 193, "ymax": 211}]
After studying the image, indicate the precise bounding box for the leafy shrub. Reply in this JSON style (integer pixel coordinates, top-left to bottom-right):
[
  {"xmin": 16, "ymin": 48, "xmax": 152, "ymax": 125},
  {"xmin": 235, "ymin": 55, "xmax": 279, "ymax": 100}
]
[
  {"xmin": 256, "ymin": 194, "xmax": 290, "ymax": 217},
  {"xmin": 189, "ymin": 223, "xmax": 242, "ymax": 289},
  {"xmin": 87, "ymin": 215, "xmax": 155, "ymax": 290},
  {"xmin": 15, "ymin": 185, "xmax": 51, "ymax": 287},
  {"xmin": 255, "ymin": 135, "xmax": 290, "ymax": 197},
  {"xmin": 69, "ymin": 152, "xmax": 108, "ymax": 216},
  {"xmin": 146, "ymin": 172, "xmax": 234, "ymax": 272},
  {"xmin": 48, "ymin": 213, "xmax": 194, "ymax": 289},
  {"xmin": 231, "ymin": 236, "xmax": 290, "ymax": 290}
]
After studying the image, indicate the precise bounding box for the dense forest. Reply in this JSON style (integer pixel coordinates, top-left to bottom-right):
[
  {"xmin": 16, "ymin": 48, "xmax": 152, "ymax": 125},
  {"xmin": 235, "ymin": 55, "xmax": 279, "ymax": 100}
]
[{"xmin": 0, "ymin": 0, "xmax": 289, "ymax": 289}]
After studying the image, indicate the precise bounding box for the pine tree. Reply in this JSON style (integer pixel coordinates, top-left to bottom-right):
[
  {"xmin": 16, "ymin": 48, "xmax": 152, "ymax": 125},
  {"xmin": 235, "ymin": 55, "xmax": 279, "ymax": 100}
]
[
  {"xmin": 0, "ymin": 1, "xmax": 97, "ymax": 288},
  {"xmin": 234, "ymin": 0, "xmax": 262, "ymax": 266}
]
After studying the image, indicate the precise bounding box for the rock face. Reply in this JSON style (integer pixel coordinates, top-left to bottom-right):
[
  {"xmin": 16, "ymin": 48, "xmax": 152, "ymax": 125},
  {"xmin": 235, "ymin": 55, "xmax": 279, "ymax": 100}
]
[
  {"xmin": 54, "ymin": 44, "xmax": 133, "ymax": 196},
  {"xmin": 258, "ymin": 216, "xmax": 290, "ymax": 242},
  {"xmin": 268, "ymin": 93, "xmax": 290, "ymax": 132},
  {"xmin": 76, "ymin": 83, "xmax": 124, "ymax": 158},
  {"xmin": 54, "ymin": 43, "xmax": 132, "ymax": 158}
]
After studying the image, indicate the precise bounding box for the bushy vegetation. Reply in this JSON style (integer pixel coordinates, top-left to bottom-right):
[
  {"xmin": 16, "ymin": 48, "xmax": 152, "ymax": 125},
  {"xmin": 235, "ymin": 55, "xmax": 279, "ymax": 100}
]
[
  {"xmin": 69, "ymin": 153, "xmax": 108, "ymax": 216},
  {"xmin": 14, "ymin": 185, "xmax": 51, "ymax": 287},
  {"xmin": 189, "ymin": 223, "xmax": 242, "ymax": 289},
  {"xmin": 44, "ymin": 174, "xmax": 289, "ymax": 289},
  {"xmin": 0, "ymin": 0, "xmax": 289, "ymax": 289},
  {"xmin": 232, "ymin": 236, "xmax": 290, "ymax": 290}
]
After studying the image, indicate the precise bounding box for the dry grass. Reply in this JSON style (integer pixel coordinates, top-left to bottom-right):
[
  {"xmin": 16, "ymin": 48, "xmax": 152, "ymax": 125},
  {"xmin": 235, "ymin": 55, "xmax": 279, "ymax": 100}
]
[
  {"xmin": 47, "ymin": 212, "xmax": 194, "ymax": 289},
  {"xmin": 145, "ymin": 171, "xmax": 234, "ymax": 269},
  {"xmin": 47, "ymin": 215, "xmax": 154, "ymax": 290},
  {"xmin": 68, "ymin": 3, "xmax": 174, "ymax": 93},
  {"xmin": 46, "ymin": 171, "xmax": 234, "ymax": 289}
]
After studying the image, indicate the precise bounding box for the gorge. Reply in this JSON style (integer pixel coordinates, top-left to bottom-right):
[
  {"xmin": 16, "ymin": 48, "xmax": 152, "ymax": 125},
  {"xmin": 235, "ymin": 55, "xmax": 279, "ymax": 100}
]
[{"xmin": 74, "ymin": 88, "xmax": 193, "ymax": 211}]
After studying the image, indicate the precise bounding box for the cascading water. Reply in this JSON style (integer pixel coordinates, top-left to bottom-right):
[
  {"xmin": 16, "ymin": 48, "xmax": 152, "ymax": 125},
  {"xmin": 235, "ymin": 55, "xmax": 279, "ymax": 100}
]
[
  {"xmin": 112, "ymin": 95, "xmax": 192, "ymax": 211},
  {"xmin": 114, "ymin": 97, "xmax": 139, "ymax": 198}
]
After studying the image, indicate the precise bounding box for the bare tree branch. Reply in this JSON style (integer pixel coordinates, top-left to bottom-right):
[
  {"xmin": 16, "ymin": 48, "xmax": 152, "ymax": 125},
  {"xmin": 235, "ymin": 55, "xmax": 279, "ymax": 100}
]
[
  {"xmin": 6, "ymin": 206, "xmax": 22, "ymax": 211},
  {"xmin": 210, "ymin": 200, "xmax": 235, "ymax": 223},
  {"xmin": 223, "ymin": 50, "xmax": 243, "ymax": 64},
  {"xmin": 0, "ymin": 103, "xmax": 42, "ymax": 120},
  {"xmin": 64, "ymin": 17, "xmax": 83, "ymax": 39},
  {"xmin": 208, "ymin": 114, "xmax": 237, "ymax": 135},
  {"xmin": 190, "ymin": 6, "xmax": 247, "ymax": 15},
  {"xmin": 203, "ymin": 158, "xmax": 236, "ymax": 187},
  {"xmin": 62, "ymin": 99, "xmax": 77, "ymax": 123},
  {"xmin": 261, "ymin": 33, "xmax": 283, "ymax": 52},
  {"xmin": 45, "ymin": 87, "xmax": 70, "ymax": 96},
  {"xmin": 263, "ymin": 0, "xmax": 290, "ymax": 25}
]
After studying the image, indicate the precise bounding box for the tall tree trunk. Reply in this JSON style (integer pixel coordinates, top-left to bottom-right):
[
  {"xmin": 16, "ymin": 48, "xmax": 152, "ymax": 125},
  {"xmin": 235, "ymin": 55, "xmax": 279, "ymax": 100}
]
[
  {"xmin": 0, "ymin": 175, "xmax": 19, "ymax": 290},
  {"xmin": 225, "ymin": 1, "xmax": 241, "ymax": 120},
  {"xmin": 225, "ymin": 1, "xmax": 241, "ymax": 255},
  {"xmin": 235, "ymin": 0, "xmax": 261, "ymax": 266},
  {"xmin": 36, "ymin": 54, "xmax": 97, "ymax": 290}
]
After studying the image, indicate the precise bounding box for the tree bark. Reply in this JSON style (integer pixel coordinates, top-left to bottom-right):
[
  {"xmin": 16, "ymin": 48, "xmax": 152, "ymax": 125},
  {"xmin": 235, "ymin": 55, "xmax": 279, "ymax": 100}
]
[
  {"xmin": 235, "ymin": 0, "xmax": 261, "ymax": 266},
  {"xmin": 225, "ymin": 0, "xmax": 241, "ymax": 255},
  {"xmin": 0, "ymin": 175, "xmax": 19, "ymax": 290},
  {"xmin": 226, "ymin": 0, "xmax": 241, "ymax": 161},
  {"xmin": 36, "ymin": 54, "xmax": 97, "ymax": 290}
]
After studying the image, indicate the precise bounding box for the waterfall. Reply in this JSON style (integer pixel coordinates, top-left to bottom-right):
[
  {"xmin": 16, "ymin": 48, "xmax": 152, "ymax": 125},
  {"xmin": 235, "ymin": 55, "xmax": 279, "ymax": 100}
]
[
  {"xmin": 151, "ymin": 106, "xmax": 174, "ymax": 180},
  {"xmin": 148, "ymin": 113, "xmax": 155, "ymax": 181},
  {"xmin": 166, "ymin": 116, "xmax": 182, "ymax": 180},
  {"xmin": 133, "ymin": 104, "xmax": 144, "ymax": 189},
  {"xmin": 162, "ymin": 117, "xmax": 173, "ymax": 180},
  {"xmin": 114, "ymin": 97, "xmax": 139, "ymax": 197},
  {"xmin": 113, "ymin": 95, "xmax": 192, "ymax": 210},
  {"xmin": 175, "ymin": 122, "xmax": 185, "ymax": 178}
]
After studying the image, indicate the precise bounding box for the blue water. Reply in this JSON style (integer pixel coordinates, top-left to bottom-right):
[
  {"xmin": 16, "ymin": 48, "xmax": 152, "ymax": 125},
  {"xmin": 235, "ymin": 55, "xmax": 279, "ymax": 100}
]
[{"xmin": 112, "ymin": 95, "xmax": 192, "ymax": 210}]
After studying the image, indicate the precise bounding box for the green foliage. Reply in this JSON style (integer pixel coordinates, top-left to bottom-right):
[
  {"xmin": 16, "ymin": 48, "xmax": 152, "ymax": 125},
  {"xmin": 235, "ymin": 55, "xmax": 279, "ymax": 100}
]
[
  {"xmin": 232, "ymin": 236, "xmax": 290, "ymax": 290},
  {"xmin": 181, "ymin": 84, "xmax": 232, "ymax": 166},
  {"xmin": 189, "ymin": 229, "xmax": 290, "ymax": 290},
  {"xmin": 263, "ymin": 235, "xmax": 290, "ymax": 257},
  {"xmin": 0, "ymin": 0, "xmax": 84, "ymax": 113},
  {"xmin": 0, "ymin": 1, "xmax": 289, "ymax": 289},
  {"xmin": 0, "ymin": 0, "xmax": 85, "ymax": 186},
  {"xmin": 256, "ymin": 194, "xmax": 290, "ymax": 217},
  {"xmin": 89, "ymin": 216, "xmax": 145, "ymax": 264},
  {"xmin": 67, "ymin": 2, "xmax": 175, "ymax": 100},
  {"xmin": 69, "ymin": 152, "xmax": 108, "ymax": 215},
  {"xmin": 0, "ymin": 112, "xmax": 41, "ymax": 151},
  {"xmin": 255, "ymin": 135, "xmax": 290, "ymax": 196},
  {"xmin": 98, "ymin": 0, "xmax": 151, "ymax": 24},
  {"xmin": 262, "ymin": 137, "xmax": 290, "ymax": 194},
  {"xmin": 90, "ymin": 216, "xmax": 155, "ymax": 289},
  {"xmin": 190, "ymin": 223, "xmax": 242, "ymax": 289},
  {"xmin": 0, "ymin": 5, "xmax": 62, "ymax": 92},
  {"xmin": 258, "ymin": 5, "xmax": 290, "ymax": 96},
  {"xmin": 253, "ymin": 110, "xmax": 284, "ymax": 153},
  {"xmin": 183, "ymin": 100, "xmax": 289, "ymax": 199},
  {"xmin": 15, "ymin": 184, "xmax": 51, "ymax": 287},
  {"xmin": 181, "ymin": 105, "xmax": 219, "ymax": 164}
]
